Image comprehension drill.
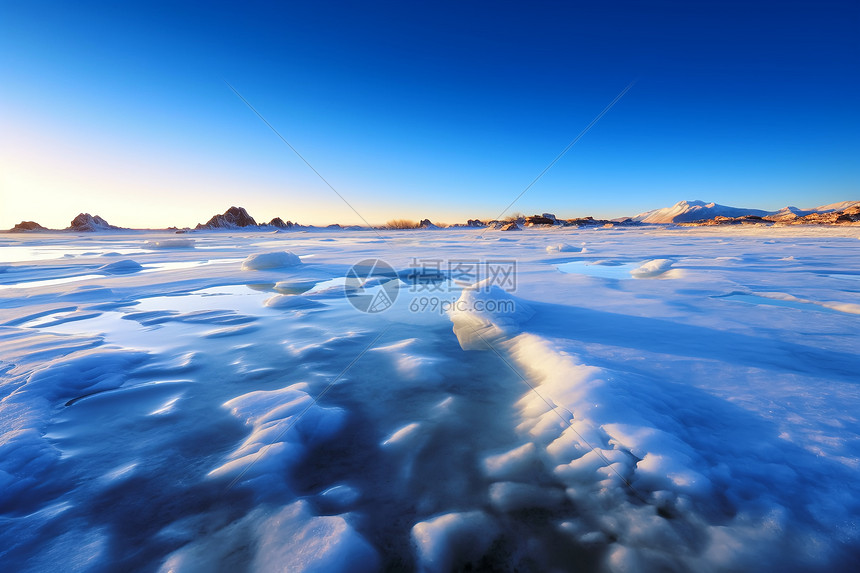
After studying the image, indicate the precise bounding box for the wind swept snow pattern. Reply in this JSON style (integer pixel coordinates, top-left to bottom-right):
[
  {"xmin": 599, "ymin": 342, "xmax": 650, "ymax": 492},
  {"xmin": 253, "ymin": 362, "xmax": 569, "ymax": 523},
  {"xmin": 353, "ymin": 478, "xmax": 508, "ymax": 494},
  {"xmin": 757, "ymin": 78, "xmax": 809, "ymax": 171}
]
[{"xmin": 1, "ymin": 226, "xmax": 859, "ymax": 572}]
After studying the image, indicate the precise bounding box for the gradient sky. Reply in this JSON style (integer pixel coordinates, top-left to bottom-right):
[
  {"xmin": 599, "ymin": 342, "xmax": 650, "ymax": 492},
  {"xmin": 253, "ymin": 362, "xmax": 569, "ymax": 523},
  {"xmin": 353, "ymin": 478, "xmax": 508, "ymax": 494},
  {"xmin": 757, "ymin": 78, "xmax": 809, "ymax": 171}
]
[{"xmin": 1, "ymin": 0, "xmax": 858, "ymax": 228}]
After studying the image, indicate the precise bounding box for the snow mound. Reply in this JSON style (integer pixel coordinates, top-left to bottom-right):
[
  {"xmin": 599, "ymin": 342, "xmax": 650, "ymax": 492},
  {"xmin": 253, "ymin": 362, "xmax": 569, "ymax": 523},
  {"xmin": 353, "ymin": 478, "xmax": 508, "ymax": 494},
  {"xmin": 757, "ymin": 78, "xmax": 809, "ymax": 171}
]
[
  {"xmin": 97, "ymin": 259, "xmax": 143, "ymax": 274},
  {"xmin": 160, "ymin": 501, "xmax": 378, "ymax": 573},
  {"xmin": 242, "ymin": 251, "xmax": 302, "ymax": 270},
  {"xmin": 482, "ymin": 442, "xmax": 541, "ymax": 481},
  {"xmin": 273, "ymin": 279, "xmax": 317, "ymax": 294},
  {"xmin": 411, "ymin": 511, "xmax": 499, "ymax": 572},
  {"xmin": 253, "ymin": 501, "xmax": 380, "ymax": 572},
  {"xmin": 546, "ymin": 243, "xmax": 585, "ymax": 253},
  {"xmin": 630, "ymin": 258, "xmax": 674, "ymax": 278},
  {"xmin": 208, "ymin": 384, "xmax": 346, "ymax": 494},
  {"xmin": 449, "ymin": 279, "xmax": 534, "ymax": 349}
]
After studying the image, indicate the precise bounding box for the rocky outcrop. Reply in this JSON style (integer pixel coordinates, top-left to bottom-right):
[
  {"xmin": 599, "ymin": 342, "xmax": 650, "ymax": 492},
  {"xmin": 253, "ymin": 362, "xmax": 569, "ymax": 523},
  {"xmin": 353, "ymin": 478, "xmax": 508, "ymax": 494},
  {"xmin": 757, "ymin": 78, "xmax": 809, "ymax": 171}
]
[
  {"xmin": 561, "ymin": 217, "xmax": 611, "ymax": 227},
  {"xmin": 466, "ymin": 219, "xmax": 486, "ymax": 227},
  {"xmin": 67, "ymin": 213, "xmax": 120, "ymax": 232},
  {"xmin": 419, "ymin": 219, "xmax": 439, "ymax": 229},
  {"xmin": 196, "ymin": 207, "xmax": 258, "ymax": 229},
  {"xmin": 500, "ymin": 222, "xmax": 521, "ymax": 231},
  {"xmin": 9, "ymin": 221, "xmax": 48, "ymax": 232},
  {"xmin": 679, "ymin": 215, "xmax": 766, "ymax": 227},
  {"xmin": 525, "ymin": 215, "xmax": 556, "ymax": 226},
  {"xmin": 267, "ymin": 217, "xmax": 293, "ymax": 229}
]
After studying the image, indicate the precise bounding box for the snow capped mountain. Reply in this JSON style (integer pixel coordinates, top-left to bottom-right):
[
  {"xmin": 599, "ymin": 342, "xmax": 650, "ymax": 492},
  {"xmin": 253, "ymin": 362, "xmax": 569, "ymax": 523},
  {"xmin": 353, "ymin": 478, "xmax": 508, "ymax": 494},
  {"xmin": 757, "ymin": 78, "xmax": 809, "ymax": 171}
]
[
  {"xmin": 809, "ymin": 200, "xmax": 860, "ymax": 212},
  {"xmin": 632, "ymin": 199, "xmax": 859, "ymax": 224},
  {"xmin": 632, "ymin": 200, "xmax": 771, "ymax": 224},
  {"xmin": 768, "ymin": 200, "xmax": 860, "ymax": 220}
]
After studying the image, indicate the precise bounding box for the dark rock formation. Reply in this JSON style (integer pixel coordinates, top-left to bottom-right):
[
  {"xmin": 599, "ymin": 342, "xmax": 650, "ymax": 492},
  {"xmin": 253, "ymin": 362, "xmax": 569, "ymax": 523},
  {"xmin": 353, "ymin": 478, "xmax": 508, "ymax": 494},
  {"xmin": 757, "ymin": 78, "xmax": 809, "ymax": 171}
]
[
  {"xmin": 196, "ymin": 207, "xmax": 257, "ymax": 229},
  {"xmin": 466, "ymin": 219, "xmax": 485, "ymax": 227},
  {"xmin": 526, "ymin": 215, "xmax": 556, "ymax": 226},
  {"xmin": 67, "ymin": 213, "xmax": 120, "ymax": 232},
  {"xmin": 268, "ymin": 217, "xmax": 293, "ymax": 229},
  {"xmin": 679, "ymin": 215, "xmax": 766, "ymax": 226},
  {"xmin": 500, "ymin": 222, "xmax": 521, "ymax": 231},
  {"xmin": 563, "ymin": 217, "xmax": 599, "ymax": 227},
  {"xmin": 789, "ymin": 204, "xmax": 860, "ymax": 224},
  {"xmin": 10, "ymin": 221, "xmax": 48, "ymax": 232}
]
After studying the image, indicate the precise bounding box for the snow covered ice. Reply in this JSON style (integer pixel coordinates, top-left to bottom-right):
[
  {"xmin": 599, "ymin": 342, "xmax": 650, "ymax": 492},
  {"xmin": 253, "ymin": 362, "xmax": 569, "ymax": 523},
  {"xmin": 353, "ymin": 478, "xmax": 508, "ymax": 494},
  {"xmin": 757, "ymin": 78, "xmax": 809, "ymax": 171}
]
[{"xmin": 1, "ymin": 225, "xmax": 859, "ymax": 572}]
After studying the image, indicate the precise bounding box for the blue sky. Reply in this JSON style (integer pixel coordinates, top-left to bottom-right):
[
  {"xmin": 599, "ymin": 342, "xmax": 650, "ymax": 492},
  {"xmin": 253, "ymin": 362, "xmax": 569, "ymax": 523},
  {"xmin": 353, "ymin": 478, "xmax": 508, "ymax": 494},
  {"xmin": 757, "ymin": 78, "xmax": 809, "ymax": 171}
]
[{"xmin": 1, "ymin": 0, "xmax": 858, "ymax": 228}]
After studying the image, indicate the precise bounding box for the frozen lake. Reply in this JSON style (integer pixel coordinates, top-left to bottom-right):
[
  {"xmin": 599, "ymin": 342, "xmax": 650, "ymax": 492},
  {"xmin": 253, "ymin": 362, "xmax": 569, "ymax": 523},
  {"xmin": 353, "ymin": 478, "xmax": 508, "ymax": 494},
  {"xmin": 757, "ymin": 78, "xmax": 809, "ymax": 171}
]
[{"xmin": 1, "ymin": 225, "xmax": 859, "ymax": 572}]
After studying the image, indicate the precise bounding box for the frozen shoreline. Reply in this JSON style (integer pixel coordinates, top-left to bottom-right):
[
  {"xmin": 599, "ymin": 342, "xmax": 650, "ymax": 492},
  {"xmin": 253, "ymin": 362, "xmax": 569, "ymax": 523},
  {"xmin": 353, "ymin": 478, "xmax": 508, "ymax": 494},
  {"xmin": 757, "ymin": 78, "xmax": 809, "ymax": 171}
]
[{"xmin": 1, "ymin": 226, "xmax": 859, "ymax": 571}]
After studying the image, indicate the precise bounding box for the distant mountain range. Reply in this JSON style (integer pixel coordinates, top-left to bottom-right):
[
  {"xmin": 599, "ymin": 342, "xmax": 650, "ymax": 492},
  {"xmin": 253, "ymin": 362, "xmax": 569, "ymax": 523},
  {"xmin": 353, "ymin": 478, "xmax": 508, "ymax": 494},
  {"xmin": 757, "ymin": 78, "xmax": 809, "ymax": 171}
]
[
  {"xmin": 5, "ymin": 200, "xmax": 859, "ymax": 232},
  {"xmin": 631, "ymin": 200, "xmax": 860, "ymax": 224}
]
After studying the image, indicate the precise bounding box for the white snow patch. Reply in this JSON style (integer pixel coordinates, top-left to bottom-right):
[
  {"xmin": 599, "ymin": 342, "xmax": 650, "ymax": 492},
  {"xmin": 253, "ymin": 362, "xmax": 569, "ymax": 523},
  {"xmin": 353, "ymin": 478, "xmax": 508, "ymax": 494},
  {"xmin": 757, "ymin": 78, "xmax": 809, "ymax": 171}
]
[
  {"xmin": 242, "ymin": 251, "xmax": 302, "ymax": 270},
  {"xmin": 209, "ymin": 384, "xmax": 346, "ymax": 492},
  {"xmin": 630, "ymin": 258, "xmax": 675, "ymax": 279},
  {"xmin": 253, "ymin": 501, "xmax": 380, "ymax": 572},
  {"xmin": 546, "ymin": 243, "xmax": 585, "ymax": 253},
  {"xmin": 411, "ymin": 511, "xmax": 499, "ymax": 572}
]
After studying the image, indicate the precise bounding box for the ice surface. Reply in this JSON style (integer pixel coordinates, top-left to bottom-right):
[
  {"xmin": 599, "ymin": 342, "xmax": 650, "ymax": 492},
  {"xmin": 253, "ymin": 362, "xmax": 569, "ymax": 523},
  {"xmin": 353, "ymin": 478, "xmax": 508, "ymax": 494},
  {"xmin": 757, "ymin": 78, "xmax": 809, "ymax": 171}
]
[
  {"xmin": 557, "ymin": 260, "xmax": 640, "ymax": 279},
  {"xmin": 1, "ymin": 226, "xmax": 859, "ymax": 571},
  {"xmin": 145, "ymin": 238, "xmax": 196, "ymax": 249}
]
